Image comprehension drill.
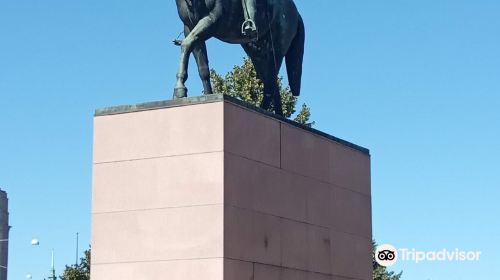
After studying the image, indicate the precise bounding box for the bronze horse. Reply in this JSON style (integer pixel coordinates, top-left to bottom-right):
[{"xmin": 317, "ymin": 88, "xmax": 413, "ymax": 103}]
[{"xmin": 174, "ymin": 0, "xmax": 305, "ymax": 115}]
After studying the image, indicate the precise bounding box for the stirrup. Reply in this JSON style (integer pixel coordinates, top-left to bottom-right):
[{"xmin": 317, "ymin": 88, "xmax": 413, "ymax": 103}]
[{"xmin": 241, "ymin": 19, "xmax": 257, "ymax": 35}]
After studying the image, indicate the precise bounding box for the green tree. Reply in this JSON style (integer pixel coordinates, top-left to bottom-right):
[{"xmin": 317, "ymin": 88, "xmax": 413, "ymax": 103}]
[
  {"xmin": 59, "ymin": 249, "xmax": 90, "ymax": 280},
  {"xmin": 210, "ymin": 57, "xmax": 314, "ymax": 126},
  {"xmin": 373, "ymin": 240, "xmax": 403, "ymax": 280}
]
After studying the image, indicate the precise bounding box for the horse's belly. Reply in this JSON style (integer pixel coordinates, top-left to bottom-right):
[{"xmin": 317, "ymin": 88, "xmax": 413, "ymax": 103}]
[
  {"xmin": 213, "ymin": 24, "xmax": 268, "ymax": 45},
  {"xmin": 215, "ymin": 35, "xmax": 248, "ymax": 45}
]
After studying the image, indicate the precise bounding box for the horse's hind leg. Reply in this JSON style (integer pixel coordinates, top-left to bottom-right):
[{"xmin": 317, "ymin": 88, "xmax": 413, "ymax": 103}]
[
  {"xmin": 193, "ymin": 42, "xmax": 213, "ymax": 95},
  {"xmin": 249, "ymin": 54, "xmax": 283, "ymax": 115},
  {"xmin": 272, "ymin": 88, "xmax": 283, "ymax": 116},
  {"xmin": 261, "ymin": 73, "xmax": 283, "ymax": 115},
  {"xmin": 243, "ymin": 37, "xmax": 285, "ymax": 115}
]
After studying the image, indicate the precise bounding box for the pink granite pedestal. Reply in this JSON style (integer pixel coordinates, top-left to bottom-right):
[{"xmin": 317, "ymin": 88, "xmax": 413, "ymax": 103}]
[{"xmin": 91, "ymin": 95, "xmax": 372, "ymax": 280}]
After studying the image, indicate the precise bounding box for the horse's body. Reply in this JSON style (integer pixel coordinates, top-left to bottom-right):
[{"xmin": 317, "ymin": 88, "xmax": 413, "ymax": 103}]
[{"xmin": 174, "ymin": 0, "xmax": 304, "ymax": 115}]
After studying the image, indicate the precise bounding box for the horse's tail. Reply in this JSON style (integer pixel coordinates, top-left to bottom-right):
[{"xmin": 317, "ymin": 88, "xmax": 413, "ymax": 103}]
[{"xmin": 286, "ymin": 15, "xmax": 305, "ymax": 97}]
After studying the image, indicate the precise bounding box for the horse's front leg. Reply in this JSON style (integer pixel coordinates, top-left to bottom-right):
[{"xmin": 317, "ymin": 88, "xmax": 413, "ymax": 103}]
[
  {"xmin": 173, "ymin": 25, "xmax": 192, "ymax": 99},
  {"xmin": 173, "ymin": 17, "xmax": 217, "ymax": 99},
  {"xmin": 193, "ymin": 42, "xmax": 213, "ymax": 95}
]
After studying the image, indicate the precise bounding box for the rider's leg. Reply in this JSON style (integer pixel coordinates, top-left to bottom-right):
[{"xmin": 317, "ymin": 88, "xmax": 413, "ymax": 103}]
[
  {"xmin": 242, "ymin": 0, "xmax": 257, "ymax": 37},
  {"xmin": 246, "ymin": 0, "xmax": 256, "ymax": 24}
]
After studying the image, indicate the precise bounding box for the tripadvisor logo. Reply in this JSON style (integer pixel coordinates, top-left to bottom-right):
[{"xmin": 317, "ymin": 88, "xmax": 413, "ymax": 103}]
[
  {"xmin": 375, "ymin": 244, "xmax": 398, "ymax": 267},
  {"xmin": 375, "ymin": 244, "xmax": 482, "ymax": 266}
]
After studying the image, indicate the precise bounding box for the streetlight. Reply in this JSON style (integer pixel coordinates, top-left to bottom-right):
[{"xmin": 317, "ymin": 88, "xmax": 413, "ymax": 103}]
[
  {"xmin": 29, "ymin": 238, "xmax": 57, "ymax": 280},
  {"xmin": 27, "ymin": 234, "xmax": 79, "ymax": 279},
  {"xmin": 26, "ymin": 238, "xmax": 40, "ymax": 279}
]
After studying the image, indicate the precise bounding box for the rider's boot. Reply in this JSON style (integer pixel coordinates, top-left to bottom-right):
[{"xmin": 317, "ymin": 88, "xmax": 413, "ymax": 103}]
[
  {"xmin": 242, "ymin": 0, "xmax": 258, "ymax": 40},
  {"xmin": 242, "ymin": 19, "xmax": 258, "ymax": 40}
]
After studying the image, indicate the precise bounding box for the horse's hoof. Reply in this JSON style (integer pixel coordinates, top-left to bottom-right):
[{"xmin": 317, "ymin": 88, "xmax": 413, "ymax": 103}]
[{"xmin": 173, "ymin": 87, "xmax": 188, "ymax": 99}]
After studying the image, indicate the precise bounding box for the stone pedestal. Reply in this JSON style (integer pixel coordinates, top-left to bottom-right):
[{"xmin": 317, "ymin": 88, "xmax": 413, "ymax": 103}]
[{"xmin": 91, "ymin": 95, "xmax": 372, "ymax": 280}]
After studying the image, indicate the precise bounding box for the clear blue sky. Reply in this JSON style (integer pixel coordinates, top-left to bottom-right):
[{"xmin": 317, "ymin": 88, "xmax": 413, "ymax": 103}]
[{"xmin": 1, "ymin": 0, "xmax": 499, "ymax": 279}]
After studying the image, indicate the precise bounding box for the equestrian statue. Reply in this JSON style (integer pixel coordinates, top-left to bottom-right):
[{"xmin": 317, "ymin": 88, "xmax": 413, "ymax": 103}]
[{"xmin": 174, "ymin": 0, "xmax": 305, "ymax": 116}]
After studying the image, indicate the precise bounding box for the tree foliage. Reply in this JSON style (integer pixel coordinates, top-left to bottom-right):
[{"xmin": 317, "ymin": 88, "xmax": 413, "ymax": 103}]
[
  {"xmin": 210, "ymin": 57, "xmax": 314, "ymax": 126},
  {"xmin": 59, "ymin": 249, "xmax": 90, "ymax": 280},
  {"xmin": 373, "ymin": 240, "xmax": 403, "ymax": 280}
]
